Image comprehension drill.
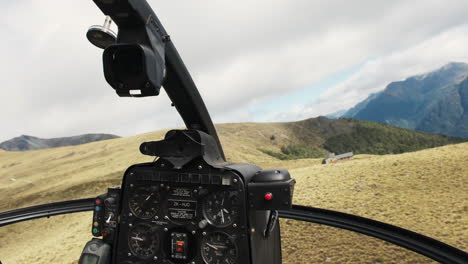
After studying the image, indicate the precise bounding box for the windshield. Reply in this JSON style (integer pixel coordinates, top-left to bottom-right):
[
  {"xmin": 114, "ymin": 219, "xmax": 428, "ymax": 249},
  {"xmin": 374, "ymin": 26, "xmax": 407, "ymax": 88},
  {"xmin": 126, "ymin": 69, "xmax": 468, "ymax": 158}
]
[{"xmin": 0, "ymin": 1, "xmax": 467, "ymax": 263}]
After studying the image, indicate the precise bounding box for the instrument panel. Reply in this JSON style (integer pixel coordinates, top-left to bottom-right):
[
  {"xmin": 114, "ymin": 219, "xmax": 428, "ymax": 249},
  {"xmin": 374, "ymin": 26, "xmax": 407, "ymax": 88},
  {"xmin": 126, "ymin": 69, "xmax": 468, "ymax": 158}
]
[{"xmin": 114, "ymin": 164, "xmax": 250, "ymax": 264}]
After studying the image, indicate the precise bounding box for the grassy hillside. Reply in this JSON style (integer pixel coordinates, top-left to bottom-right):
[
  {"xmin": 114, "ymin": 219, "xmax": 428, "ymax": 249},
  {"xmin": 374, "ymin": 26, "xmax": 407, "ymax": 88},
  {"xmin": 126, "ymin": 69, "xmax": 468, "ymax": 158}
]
[
  {"xmin": 256, "ymin": 117, "xmax": 464, "ymax": 159},
  {"xmin": 0, "ymin": 122, "xmax": 467, "ymax": 264},
  {"xmin": 323, "ymin": 119, "xmax": 465, "ymax": 155}
]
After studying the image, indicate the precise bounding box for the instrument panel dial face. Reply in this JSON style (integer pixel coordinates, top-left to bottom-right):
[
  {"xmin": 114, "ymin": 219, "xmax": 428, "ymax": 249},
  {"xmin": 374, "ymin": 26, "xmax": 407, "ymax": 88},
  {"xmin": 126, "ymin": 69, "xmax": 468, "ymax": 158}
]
[
  {"xmin": 202, "ymin": 190, "xmax": 239, "ymax": 227},
  {"xmin": 128, "ymin": 223, "xmax": 160, "ymax": 259},
  {"xmin": 128, "ymin": 186, "xmax": 160, "ymax": 219},
  {"xmin": 201, "ymin": 232, "xmax": 237, "ymax": 264}
]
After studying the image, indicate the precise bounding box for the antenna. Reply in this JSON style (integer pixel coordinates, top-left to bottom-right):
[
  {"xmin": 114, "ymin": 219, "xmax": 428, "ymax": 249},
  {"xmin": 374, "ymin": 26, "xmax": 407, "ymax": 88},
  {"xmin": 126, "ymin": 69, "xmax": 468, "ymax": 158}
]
[{"xmin": 86, "ymin": 16, "xmax": 116, "ymax": 49}]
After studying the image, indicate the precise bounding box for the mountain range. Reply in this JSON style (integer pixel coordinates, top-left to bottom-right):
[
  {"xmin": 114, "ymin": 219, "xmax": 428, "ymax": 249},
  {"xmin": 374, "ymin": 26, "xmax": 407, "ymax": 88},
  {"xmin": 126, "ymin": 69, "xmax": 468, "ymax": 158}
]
[
  {"xmin": 3, "ymin": 62, "xmax": 468, "ymax": 152},
  {"xmin": 0, "ymin": 134, "xmax": 120, "ymax": 151},
  {"xmin": 1, "ymin": 117, "xmax": 464, "ymax": 156},
  {"xmin": 341, "ymin": 62, "xmax": 468, "ymax": 138}
]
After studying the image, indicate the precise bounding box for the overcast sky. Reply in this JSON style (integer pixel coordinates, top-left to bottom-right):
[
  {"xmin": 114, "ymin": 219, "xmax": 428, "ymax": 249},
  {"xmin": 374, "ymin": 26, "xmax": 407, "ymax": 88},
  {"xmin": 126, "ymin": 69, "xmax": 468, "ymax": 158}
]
[{"xmin": 1, "ymin": 0, "xmax": 468, "ymax": 142}]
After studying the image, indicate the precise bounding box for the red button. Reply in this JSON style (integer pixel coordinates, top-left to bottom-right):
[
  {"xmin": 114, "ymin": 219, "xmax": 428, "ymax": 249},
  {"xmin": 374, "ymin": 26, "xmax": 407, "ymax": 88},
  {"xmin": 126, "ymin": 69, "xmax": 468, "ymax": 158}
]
[
  {"xmin": 95, "ymin": 199, "xmax": 101, "ymax": 205},
  {"xmin": 264, "ymin": 193, "xmax": 273, "ymax": 201}
]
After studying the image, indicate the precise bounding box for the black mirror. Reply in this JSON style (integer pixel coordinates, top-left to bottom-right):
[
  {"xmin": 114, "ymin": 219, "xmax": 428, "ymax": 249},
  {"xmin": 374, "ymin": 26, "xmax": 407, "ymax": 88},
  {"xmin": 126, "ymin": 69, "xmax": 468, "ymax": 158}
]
[{"xmin": 86, "ymin": 16, "xmax": 116, "ymax": 50}]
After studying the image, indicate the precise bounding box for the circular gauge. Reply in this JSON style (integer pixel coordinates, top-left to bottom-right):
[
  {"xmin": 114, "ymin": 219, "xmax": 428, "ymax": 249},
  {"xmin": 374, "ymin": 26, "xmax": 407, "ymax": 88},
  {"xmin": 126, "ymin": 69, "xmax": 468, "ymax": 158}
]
[
  {"xmin": 201, "ymin": 232, "xmax": 237, "ymax": 264},
  {"xmin": 128, "ymin": 186, "xmax": 160, "ymax": 219},
  {"xmin": 128, "ymin": 223, "xmax": 160, "ymax": 259},
  {"xmin": 203, "ymin": 190, "xmax": 239, "ymax": 227}
]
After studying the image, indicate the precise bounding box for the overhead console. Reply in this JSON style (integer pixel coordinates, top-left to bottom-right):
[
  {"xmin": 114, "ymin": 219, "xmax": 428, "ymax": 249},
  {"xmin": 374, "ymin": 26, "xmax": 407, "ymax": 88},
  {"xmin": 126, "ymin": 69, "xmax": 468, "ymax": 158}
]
[{"xmin": 84, "ymin": 130, "xmax": 295, "ymax": 264}]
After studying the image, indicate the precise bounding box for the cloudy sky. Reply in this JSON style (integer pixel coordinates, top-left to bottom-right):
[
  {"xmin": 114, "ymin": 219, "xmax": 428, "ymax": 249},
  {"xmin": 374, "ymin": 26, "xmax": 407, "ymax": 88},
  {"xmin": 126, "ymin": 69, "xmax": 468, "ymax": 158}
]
[{"xmin": 1, "ymin": 0, "xmax": 468, "ymax": 142}]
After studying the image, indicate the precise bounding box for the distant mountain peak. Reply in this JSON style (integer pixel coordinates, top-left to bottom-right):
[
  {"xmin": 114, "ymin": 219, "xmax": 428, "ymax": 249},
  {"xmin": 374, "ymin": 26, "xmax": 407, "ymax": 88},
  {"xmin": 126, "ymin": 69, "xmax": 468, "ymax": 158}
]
[
  {"xmin": 325, "ymin": 109, "xmax": 348, "ymax": 119},
  {"xmin": 412, "ymin": 62, "xmax": 468, "ymax": 82},
  {"xmin": 342, "ymin": 92, "xmax": 381, "ymax": 118},
  {"xmin": 441, "ymin": 61, "xmax": 468, "ymax": 70},
  {"xmin": 342, "ymin": 62, "xmax": 468, "ymax": 138},
  {"xmin": 432, "ymin": 62, "xmax": 468, "ymax": 74},
  {"xmin": 18, "ymin": 135, "xmax": 38, "ymax": 140},
  {"xmin": 0, "ymin": 133, "xmax": 120, "ymax": 151}
]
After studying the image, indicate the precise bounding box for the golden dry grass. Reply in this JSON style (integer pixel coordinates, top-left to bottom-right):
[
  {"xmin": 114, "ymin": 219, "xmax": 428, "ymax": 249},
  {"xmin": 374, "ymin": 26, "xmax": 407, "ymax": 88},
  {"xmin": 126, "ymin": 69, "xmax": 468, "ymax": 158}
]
[
  {"xmin": 280, "ymin": 219, "xmax": 437, "ymax": 264},
  {"xmin": 0, "ymin": 123, "xmax": 467, "ymax": 263}
]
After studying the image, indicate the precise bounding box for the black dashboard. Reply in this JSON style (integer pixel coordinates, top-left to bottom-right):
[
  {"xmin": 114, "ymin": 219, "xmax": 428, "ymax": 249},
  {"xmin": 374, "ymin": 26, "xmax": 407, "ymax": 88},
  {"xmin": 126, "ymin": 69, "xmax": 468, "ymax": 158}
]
[
  {"xmin": 90, "ymin": 158, "xmax": 265, "ymax": 264},
  {"xmin": 114, "ymin": 163, "xmax": 250, "ymax": 264}
]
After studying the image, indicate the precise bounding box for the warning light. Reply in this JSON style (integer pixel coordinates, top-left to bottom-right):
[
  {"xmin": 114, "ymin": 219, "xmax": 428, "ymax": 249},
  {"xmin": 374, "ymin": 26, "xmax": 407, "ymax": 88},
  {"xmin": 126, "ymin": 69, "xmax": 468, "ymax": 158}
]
[
  {"xmin": 93, "ymin": 222, "xmax": 99, "ymax": 227},
  {"xmin": 95, "ymin": 199, "xmax": 101, "ymax": 205},
  {"xmin": 93, "ymin": 228, "xmax": 99, "ymax": 234},
  {"xmin": 264, "ymin": 192, "xmax": 273, "ymax": 201},
  {"xmin": 176, "ymin": 241, "xmax": 185, "ymax": 253},
  {"xmin": 95, "ymin": 206, "xmax": 101, "ymax": 211}
]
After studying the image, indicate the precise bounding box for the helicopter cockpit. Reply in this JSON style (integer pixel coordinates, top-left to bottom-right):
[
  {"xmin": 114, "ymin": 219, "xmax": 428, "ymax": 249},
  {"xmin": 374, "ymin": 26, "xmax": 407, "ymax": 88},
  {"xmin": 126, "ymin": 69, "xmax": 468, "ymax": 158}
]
[{"xmin": 0, "ymin": 1, "xmax": 467, "ymax": 264}]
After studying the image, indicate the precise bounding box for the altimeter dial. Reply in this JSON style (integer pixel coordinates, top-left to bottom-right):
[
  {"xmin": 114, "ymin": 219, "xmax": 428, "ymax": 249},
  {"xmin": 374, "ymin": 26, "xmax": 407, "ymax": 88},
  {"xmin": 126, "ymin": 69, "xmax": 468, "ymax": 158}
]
[
  {"xmin": 201, "ymin": 232, "xmax": 237, "ymax": 264},
  {"xmin": 128, "ymin": 186, "xmax": 160, "ymax": 219},
  {"xmin": 128, "ymin": 223, "xmax": 160, "ymax": 259},
  {"xmin": 202, "ymin": 190, "xmax": 239, "ymax": 227}
]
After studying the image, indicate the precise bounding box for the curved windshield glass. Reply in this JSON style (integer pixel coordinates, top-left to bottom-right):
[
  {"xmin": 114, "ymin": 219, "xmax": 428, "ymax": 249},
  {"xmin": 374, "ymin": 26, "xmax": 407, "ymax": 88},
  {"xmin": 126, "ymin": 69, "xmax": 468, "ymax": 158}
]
[
  {"xmin": 272, "ymin": 153, "xmax": 467, "ymax": 252},
  {"xmin": 0, "ymin": 215, "xmax": 439, "ymax": 264},
  {"xmin": 0, "ymin": 212, "xmax": 92, "ymax": 263},
  {"xmin": 281, "ymin": 219, "xmax": 437, "ymax": 264}
]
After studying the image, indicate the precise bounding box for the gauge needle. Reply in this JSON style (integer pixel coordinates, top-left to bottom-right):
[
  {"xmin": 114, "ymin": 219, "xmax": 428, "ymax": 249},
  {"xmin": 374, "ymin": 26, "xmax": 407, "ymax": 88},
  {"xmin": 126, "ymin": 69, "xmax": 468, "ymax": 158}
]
[
  {"xmin": 206, "ymin": 243, "xmax": 227, "ymax": 250},
  {"xmin": 105, "ymin": 215, "xmax": 112, "ymax": 223},
  {"xmin": 206, "ymin": 243, "xmax": 219, "ymax": 250},
  {"xmin": 145, "ymin": 193, "xmax": 154, "ymax": 201},
  {"xmin": 223, "ymin": 208, "xmax": 229, "ymax": 214},
  {"xmin": 221, "ymin": 209, "xmax": 225, "ymax": 223},
  {"xmin": 131, "ymin": 236, "xmax": 144, "ymax": 241}
]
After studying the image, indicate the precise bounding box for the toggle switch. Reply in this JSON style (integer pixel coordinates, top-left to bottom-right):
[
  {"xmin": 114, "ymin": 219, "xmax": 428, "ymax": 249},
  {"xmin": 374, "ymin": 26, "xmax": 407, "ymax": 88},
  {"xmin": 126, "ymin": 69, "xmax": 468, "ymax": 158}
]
[
  {"xmin": 198, "ymin": 219, "xmax": 208, "ymax": 229},
  {"xmin": 176, "ymin": 241, "xmax": 185, "ymax": 253},
  {"xmin": 171, "ymin": 232, "xmax": 188, "ymax": 260}
]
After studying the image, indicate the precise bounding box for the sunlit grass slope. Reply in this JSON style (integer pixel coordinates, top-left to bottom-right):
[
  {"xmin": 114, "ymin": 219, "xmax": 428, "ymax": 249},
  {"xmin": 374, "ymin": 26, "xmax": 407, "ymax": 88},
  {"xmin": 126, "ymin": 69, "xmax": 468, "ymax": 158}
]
[{"xmin": 0, "ymin": 122, "xmax": 467, "ymax": 264}]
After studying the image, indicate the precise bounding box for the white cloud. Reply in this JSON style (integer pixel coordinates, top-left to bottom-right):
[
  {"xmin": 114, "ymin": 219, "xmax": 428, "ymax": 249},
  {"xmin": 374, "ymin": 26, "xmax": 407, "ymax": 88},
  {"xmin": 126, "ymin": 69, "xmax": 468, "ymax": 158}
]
[
  {"xmin": 274, "ymin": 23, "xmax": 468, "ymax": 121},
  {"xmin": 2, "ymin": 0, "xmax": 468, "ymax": 141}
]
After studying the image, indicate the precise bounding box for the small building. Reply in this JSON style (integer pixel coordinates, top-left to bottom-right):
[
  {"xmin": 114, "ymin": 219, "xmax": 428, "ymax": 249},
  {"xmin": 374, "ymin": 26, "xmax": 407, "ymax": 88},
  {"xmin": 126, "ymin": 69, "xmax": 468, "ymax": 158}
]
[{"xmin": 322, "ymin": 152, "xmax": 353, "ymax": 164}]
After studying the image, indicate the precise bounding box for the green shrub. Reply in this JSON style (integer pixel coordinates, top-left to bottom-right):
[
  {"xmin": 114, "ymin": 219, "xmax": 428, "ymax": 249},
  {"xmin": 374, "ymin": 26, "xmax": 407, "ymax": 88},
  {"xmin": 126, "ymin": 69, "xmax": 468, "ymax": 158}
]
[
  {"xmin": 259, "ymin": 144, "xmax": 326, "ymax": 160},
  {"xmin": 323, "ymin": 120, "xmax": 466, "ymax": 155}
]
